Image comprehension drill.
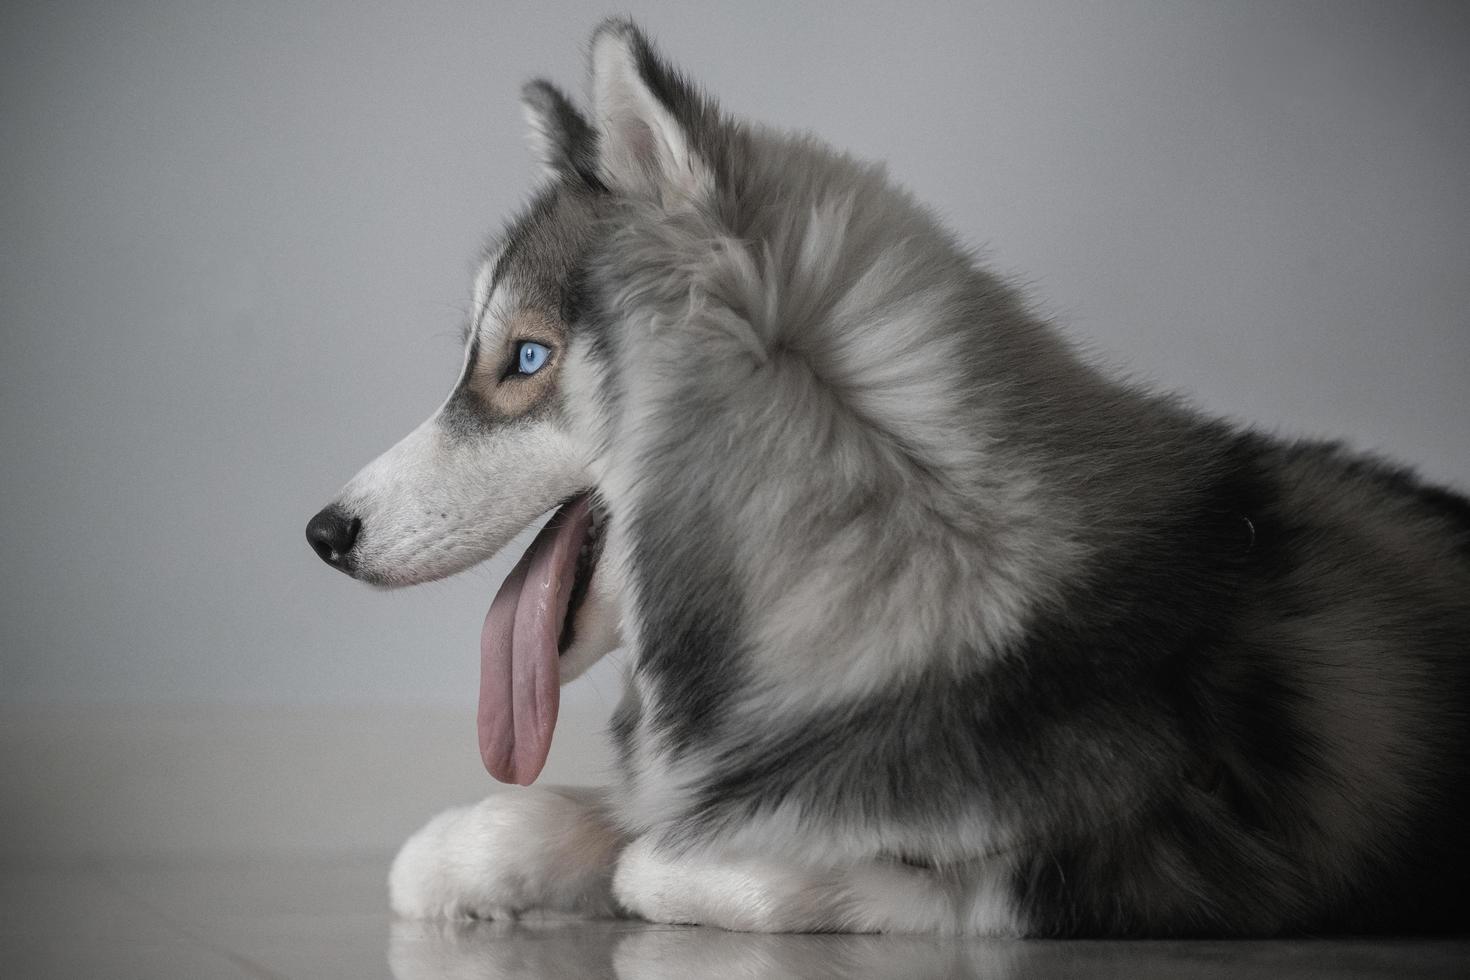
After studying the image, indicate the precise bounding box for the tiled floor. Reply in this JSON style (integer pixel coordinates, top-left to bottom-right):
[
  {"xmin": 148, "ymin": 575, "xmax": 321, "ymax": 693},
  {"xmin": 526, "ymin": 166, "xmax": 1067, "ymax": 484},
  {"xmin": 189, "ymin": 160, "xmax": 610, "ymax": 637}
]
[{"xmin": 1, "ymin": 857, "xmax": 1466, "ymax": 979}]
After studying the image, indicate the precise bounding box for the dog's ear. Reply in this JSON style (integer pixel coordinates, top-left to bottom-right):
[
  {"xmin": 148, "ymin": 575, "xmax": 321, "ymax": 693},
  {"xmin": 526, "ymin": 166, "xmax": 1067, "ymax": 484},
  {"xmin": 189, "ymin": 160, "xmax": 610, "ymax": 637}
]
[
  {"xmin": 520, "ymin": 79, "xmax": 599, "ymax": 185},
  {"xmin": 588, "ymin": 18, "xmax": 713, "ymax": 203}
]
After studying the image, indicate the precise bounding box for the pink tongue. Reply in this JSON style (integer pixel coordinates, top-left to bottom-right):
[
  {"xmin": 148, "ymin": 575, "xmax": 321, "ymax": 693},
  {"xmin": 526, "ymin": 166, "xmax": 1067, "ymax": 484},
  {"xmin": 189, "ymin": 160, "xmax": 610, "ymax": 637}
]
[{"xmin": 478, "ymin": 496, "xmax": 591, "ymax": 785}]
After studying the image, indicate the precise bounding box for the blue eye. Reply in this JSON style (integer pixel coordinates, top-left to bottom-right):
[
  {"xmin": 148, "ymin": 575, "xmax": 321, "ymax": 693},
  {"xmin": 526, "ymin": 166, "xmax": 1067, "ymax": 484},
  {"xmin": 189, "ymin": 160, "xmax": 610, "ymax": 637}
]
[{"xmin": 516, "ymin": 341, "xmax": 550, "ymax": 375}]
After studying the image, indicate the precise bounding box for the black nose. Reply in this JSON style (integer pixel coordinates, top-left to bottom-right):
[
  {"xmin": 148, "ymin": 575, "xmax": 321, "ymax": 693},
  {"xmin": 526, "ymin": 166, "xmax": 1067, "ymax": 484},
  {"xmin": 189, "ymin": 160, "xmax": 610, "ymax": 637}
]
[{"xmin": 306, "ymin": 505, "xmax": 361, "ymax": 571}]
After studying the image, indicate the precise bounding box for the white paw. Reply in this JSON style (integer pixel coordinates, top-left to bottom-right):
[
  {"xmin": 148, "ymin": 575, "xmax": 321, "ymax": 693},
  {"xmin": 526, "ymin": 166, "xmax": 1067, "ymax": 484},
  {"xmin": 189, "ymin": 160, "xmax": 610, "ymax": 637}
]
[
  {"xmin": 612, "ymin": 836, "xmax": 819, "ymax": 932},
  {"xmin": 613, "ymin": 836, "xmax": 1001, "ymax": 934},
  {"xmin": 611, "ymin": 836, "xmax": 698, "ymax": 927},
  {"xmin": 388, "ymin": 786, "xmax": 623, "ymax": 921}
]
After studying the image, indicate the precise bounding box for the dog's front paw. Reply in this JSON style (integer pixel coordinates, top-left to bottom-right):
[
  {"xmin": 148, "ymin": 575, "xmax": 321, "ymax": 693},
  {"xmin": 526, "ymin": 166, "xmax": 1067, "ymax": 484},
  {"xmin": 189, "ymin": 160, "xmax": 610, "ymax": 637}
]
[
  {"xmin": 389, "ymin": 786, "xmax": 624, "ymax": 921},
  {"xmin": 388, "ymin": 802, "xmax": 523, "ymax": 920},
  {"xmin": 612, "ymin": 836, "xmax": 987, "ymax": 934},
  {"xmin": 613, "ymin": 835, "xmax": 812, "ymax": 932}
]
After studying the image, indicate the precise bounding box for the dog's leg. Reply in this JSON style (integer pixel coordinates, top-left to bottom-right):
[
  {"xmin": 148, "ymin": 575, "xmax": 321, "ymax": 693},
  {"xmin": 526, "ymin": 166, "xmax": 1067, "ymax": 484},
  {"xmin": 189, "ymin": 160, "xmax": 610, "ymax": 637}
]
[
  {"xmin": 612, "ymin": 835, "xmax": 1022, "ymax": 935},
  {"xmin": 389, "ymin": 785, "xmax": 626, "ymax": 920}
]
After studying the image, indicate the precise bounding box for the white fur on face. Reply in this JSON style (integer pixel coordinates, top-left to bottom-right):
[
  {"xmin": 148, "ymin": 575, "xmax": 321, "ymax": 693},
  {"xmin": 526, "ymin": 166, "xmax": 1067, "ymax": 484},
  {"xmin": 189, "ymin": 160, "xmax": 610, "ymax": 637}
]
[
  {"xmin": 328, "ymin": 272, "xmax": 589, "ymax": 587},
  {"xmin": 334, "ymin": 413, "xmax": 584, "ymax": 587},
  {"xmin": 470, "ymin": 250, "xmax": 500, "ymax": 320}
]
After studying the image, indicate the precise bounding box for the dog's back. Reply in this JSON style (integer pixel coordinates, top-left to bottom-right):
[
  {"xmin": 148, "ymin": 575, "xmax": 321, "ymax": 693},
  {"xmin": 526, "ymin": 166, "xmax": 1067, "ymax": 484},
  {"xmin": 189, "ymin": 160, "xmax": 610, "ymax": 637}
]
[{"xmin": 998, "ymin": 435, "xmax": 1470, "ymax": 935}]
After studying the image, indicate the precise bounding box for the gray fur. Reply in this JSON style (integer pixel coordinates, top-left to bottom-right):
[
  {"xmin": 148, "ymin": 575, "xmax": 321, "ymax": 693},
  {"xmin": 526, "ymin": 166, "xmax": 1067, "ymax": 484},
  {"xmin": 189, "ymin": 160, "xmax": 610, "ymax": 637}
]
[
  {"xmin": 343, "ymin": 18, "xmax": 1470, "ymax": 936},
  {"xmin": 558, "ymin": 19, "xmax": 1470, "ymax": 935},
  {"xmin": 520, "ymin": 79, "xmax": 601, "ymax": 186}
]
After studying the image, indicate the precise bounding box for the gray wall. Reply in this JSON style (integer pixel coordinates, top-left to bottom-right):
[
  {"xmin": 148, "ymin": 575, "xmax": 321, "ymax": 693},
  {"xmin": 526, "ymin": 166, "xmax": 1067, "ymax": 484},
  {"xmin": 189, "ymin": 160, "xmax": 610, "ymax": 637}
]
[{"xmin": 4, "ymin": 0, "xmax": 1468, "ymax": 708}]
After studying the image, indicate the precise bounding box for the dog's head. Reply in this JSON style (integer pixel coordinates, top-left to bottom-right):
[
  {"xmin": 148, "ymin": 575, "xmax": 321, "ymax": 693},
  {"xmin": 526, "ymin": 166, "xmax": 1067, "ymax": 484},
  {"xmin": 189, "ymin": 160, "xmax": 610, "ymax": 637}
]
[
  {"xmin": 306, "ymin": 19, "xmax": 739, "ymax": 783},
  {"xmin": 304, "ymin": 175, "xmax": 604, "ymax": 591},
  {"xmin": 305, "ymin": 16, "xmax": 737, "ymax": 580}
]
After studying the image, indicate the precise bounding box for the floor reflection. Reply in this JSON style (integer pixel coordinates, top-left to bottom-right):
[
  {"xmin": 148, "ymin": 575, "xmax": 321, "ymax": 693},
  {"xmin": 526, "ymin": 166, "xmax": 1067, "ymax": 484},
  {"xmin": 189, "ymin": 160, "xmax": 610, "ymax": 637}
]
[
  {"xmin": 388, "ymin": 916, "xmax": 1470, "ymax": 980},
  {"xmin": 388, "ymin": 917, "xmax": 1021, "ymax": 980},
  {"xmin": 611, "ymin": 928, "xmax": 1024, "ymax": 980},
  {"xmin": 7, "ymin": 858, "xmax": 1466, "ymax": 978}
]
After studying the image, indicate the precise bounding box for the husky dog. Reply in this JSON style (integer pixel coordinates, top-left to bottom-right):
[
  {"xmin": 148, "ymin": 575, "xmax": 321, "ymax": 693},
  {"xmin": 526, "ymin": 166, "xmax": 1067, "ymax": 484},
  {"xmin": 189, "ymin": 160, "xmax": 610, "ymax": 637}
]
[{"xmin": 306, "ymin": 20, "xmax": 1470, "ymax": 936}]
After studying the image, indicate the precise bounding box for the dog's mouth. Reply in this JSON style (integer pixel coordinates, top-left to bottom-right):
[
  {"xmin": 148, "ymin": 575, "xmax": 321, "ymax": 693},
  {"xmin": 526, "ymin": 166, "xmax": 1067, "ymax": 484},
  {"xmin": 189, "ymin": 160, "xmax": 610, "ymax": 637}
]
[
  {"xmin": 477, "ymin": 492, "xmax": 607, "ymax": 785},
  {"xmin": 560, "ymin": 496, "xmax": 607, "ymax": 655}
]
